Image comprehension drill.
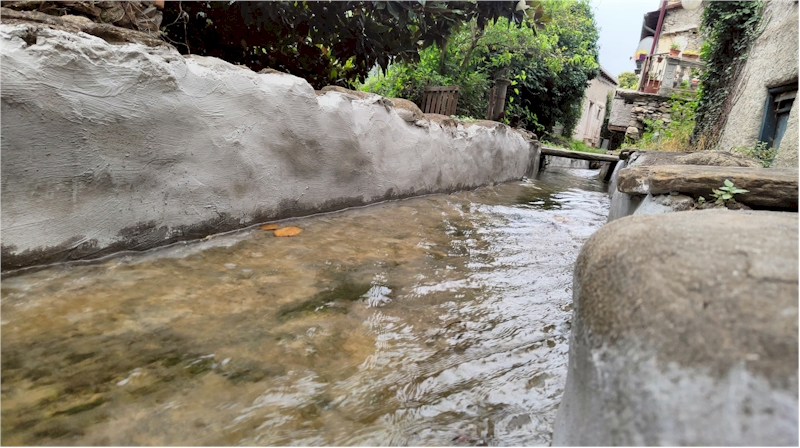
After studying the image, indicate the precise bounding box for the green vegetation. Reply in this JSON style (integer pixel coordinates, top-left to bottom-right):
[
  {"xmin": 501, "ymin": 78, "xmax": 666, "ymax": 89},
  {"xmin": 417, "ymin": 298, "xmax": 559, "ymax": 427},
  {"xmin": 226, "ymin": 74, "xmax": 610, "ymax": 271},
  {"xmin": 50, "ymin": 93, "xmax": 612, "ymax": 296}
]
[
  {"xmin": 710, "ymin": 179, "xmax": 749, "ymax": 206},
  {"xmin": 617, "ymin": 71, "xmax": 638, "ymax": 90},
  {"xmin": 360, "ymin": 0, "xmax": 600, "ymax": 137},
  {"xmin": 161, "ymin": 1, "xmax": 527, "ymax": 89},
  {"xmin": 692, "ymin": 1, "xmax": 763, "ymax": 148},
  {"xmin": 733, "ymin": 141, "xmax": 777, "ymax": 167}
]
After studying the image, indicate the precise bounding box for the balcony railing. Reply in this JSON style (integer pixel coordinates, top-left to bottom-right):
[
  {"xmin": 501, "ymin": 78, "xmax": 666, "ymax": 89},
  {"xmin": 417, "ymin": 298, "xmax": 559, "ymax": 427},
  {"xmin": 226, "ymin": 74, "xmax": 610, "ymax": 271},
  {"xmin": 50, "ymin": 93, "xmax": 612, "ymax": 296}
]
[{"xmin": 637, "ymin": 53, "xmax": 705, "ymax": 96}]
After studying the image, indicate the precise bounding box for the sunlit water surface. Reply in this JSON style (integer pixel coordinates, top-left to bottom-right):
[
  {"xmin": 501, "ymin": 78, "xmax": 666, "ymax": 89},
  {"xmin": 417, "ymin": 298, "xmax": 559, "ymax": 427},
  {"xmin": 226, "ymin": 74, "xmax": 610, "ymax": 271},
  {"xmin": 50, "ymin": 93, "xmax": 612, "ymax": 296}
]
[{"xmin": 2, "ymin": 168, "xmax": 609, "ymax": 446}]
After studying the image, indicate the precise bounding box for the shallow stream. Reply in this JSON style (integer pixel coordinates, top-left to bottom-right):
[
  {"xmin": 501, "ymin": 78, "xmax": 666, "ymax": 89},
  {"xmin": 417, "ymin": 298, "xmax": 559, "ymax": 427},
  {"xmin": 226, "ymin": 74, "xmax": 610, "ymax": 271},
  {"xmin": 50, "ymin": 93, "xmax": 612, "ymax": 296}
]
[{"xmin": 1, "ymin": 167, "xmax": 609, "ymax": 446}]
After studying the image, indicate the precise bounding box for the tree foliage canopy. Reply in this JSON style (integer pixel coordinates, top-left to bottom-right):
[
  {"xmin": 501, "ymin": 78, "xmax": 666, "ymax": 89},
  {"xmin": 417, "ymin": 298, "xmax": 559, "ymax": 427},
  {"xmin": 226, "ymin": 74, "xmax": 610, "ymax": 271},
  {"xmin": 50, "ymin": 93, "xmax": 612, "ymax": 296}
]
[
  {"xmin": 361, "ymin": 0, "xmax": 599, "ymax": 136},
  {"xmin": 617, "ymin": 71, "xmax": 638, "ymax": 90},
  {"xmin": 162, "ymin": 1, "xmax": 530, "ymax": 89}
]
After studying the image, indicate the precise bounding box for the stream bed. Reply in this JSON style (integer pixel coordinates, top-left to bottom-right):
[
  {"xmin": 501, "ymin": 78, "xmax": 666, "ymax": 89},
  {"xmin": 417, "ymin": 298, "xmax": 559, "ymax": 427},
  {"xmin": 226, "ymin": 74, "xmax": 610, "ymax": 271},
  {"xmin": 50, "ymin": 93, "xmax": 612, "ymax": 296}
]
[{"xmin": 1, "ymin": 167, "xmax": 609, "ymax": 446}]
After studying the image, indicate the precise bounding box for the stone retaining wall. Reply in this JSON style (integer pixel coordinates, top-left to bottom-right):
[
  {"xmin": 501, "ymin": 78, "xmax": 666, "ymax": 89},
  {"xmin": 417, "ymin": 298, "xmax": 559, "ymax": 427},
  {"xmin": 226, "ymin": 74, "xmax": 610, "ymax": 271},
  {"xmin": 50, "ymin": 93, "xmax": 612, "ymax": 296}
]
[
  {"xmin": 0, "ymin": 23, "xmax": 539, "ymax": 271},
  {"xmin": 609, "ymin": 90, "xmax": 684, "ymax": 141}
]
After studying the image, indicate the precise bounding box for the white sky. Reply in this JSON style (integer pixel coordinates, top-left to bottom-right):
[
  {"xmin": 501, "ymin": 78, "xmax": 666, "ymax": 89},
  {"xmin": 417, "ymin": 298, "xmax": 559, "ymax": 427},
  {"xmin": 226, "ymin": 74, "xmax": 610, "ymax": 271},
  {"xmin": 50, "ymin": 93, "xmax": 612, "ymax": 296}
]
[{"xmin": 590, "ymin": 0, "xmax": 662, "ymax": 78}]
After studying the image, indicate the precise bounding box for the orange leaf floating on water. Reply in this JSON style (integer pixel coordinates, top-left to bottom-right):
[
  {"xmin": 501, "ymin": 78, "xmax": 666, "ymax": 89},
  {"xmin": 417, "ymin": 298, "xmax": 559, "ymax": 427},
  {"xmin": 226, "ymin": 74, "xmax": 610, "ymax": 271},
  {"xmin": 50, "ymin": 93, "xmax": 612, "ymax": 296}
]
[
  {"xmin": 260, "ymin": 224, "xmax": 279, "ymax": 231},
  {"xmin": 274, "ymin": 226, "xmax": 302, "ymax": 237}
]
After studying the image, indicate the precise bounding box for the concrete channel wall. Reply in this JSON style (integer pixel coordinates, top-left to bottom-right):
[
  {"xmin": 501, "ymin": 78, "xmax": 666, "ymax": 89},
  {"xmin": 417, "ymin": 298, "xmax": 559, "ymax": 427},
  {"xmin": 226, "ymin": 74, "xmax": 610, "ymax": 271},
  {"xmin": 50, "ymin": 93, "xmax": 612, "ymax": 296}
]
[{"xmin": 0, "ymin": 24, "xmax": 539, "ymax": 271}]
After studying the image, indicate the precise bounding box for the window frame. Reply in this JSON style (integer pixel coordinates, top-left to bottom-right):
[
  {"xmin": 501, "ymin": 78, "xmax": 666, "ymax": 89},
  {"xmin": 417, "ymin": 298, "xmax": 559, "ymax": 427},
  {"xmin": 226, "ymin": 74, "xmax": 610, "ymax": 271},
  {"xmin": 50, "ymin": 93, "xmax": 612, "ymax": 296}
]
[{"xmin": 758, "ymin": 82, "xmax": 798, "ymax": 150}]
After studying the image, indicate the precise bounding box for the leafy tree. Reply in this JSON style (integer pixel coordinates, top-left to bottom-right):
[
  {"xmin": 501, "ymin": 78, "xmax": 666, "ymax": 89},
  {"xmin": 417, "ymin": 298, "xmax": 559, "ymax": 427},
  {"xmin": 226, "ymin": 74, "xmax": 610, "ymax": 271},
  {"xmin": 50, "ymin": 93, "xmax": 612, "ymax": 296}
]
[
  {"xmin": 161, "ymin": 1, "xmax": 525, "ymax": 89},
  {"xmin": 361, "ymin": 0, "xmax": 599, "ymax": 137},
  {"xmin": 617, "ymin": 71, "xmax": 638, "ymax": 90}
]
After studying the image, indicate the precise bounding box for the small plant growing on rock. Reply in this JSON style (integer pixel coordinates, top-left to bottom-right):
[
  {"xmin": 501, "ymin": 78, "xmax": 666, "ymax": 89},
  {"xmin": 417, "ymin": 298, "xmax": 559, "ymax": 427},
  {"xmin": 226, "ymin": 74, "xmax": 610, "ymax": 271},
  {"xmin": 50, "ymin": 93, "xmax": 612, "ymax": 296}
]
[{"xmin": 710, "ymin": 179, "xmax": 748, "ymax": 206}]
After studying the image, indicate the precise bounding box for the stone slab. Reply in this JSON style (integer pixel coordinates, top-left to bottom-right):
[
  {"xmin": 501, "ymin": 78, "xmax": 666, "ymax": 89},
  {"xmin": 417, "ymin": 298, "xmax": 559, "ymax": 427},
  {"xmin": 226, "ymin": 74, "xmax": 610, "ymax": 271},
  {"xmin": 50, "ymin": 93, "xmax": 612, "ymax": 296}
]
[{"xmin": 616, "ymin": 164, "xmax": 798, "ymax": 210}]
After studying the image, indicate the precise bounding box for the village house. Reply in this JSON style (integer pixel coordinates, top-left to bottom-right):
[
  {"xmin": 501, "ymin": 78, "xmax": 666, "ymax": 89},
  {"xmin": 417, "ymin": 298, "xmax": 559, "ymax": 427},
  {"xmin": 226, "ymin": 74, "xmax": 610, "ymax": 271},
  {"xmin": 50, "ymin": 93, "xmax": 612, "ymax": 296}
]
[
  {"xmin": 717, "ymin": 0, "xmax": 798, "ymax": 168},
  {"xmin": 608, "ymin": 0, "xmax": 706, "ymax": 144},
  {"xmin": 571, "ymin": 66, "xmax": 618, "ymax": 148}
]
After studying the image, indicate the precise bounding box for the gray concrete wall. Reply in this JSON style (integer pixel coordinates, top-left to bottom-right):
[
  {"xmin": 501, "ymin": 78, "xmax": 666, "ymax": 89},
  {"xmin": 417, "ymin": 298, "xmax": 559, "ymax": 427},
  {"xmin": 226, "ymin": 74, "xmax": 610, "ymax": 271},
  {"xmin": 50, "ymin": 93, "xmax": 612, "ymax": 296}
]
[
  {"xmin": 717, "ymin": 0, "xmax": 799, "ymax": 168},
  {"xmin": 0, "ymin": 24, "xmax": 538, "ymax": 271}
]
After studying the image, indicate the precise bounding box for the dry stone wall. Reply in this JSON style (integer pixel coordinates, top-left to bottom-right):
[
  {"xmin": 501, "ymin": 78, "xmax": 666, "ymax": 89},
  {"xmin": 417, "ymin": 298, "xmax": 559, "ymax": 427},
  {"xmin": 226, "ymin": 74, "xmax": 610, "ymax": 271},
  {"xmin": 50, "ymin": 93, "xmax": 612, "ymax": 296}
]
[{"xmin": 610, "ymin": 92, "xmax": 675, "ymax": 141}]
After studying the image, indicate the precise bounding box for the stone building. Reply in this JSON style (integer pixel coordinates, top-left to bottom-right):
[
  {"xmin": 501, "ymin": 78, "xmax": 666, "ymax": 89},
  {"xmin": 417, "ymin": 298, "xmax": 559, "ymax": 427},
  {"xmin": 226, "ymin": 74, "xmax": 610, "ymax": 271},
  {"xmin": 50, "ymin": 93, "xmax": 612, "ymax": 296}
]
[
  {"xmin": 608, "ymin": 0, "xmax": 705, "ymax": 145},
  {"xmin": 637, "ymin": 0, "xmax": 705, "ymax": 96},
  {"xmin": 572, "ymin": 67, "xmax": 618, "ymax": 147},
  {"xmin": 717, "ymin": 0, "xmax": 798, "ymax": 168},
  {"xmin": 653, "ymin": 0, "xmax": 704, "ymax": 55}
]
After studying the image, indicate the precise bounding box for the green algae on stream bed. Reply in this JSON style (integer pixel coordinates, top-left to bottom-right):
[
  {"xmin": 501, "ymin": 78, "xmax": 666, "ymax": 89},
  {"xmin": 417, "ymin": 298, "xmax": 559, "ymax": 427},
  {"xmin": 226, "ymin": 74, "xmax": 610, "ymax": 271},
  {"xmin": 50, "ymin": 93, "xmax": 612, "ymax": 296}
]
[{"xmin": 1, "ymin": 168, "xmax": 609, "ymax": 446}]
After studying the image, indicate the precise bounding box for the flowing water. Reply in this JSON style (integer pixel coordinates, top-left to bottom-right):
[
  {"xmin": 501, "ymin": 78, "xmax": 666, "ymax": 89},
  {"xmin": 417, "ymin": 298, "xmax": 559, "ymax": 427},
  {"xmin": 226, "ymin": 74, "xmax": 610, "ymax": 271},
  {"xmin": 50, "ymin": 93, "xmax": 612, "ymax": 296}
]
[{"xmin": 1, "ymin": 167, "xmax": 609, "ymax": 446}]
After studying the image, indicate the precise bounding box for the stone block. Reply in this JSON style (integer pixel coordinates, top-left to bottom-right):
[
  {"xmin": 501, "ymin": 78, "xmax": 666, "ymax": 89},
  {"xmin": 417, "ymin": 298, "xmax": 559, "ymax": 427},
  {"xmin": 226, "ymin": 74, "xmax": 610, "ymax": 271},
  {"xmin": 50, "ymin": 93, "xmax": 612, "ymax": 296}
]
[{"xmin": 554, "ymin": 210, "xmax": 798, "ymax": 446}]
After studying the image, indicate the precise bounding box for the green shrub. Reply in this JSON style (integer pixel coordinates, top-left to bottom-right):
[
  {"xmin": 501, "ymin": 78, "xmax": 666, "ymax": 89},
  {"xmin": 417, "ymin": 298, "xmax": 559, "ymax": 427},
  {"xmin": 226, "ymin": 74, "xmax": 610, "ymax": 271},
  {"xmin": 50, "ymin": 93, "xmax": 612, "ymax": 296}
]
[
  {"xmin": 732, "ymin": 141, "xmax": 777, "ymax": 167},
  {"xmin": 360, "ymin": 1, "xmax": 600, "ymax": 136}
]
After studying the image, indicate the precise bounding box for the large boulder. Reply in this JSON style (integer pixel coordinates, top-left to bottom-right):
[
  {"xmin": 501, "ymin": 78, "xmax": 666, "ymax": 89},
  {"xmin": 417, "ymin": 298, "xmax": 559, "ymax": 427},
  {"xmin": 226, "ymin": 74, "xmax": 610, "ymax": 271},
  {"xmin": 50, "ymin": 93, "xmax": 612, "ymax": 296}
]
[{"xmin": 553, "ymin": 210, "xmax": 798, "ymax": 446}]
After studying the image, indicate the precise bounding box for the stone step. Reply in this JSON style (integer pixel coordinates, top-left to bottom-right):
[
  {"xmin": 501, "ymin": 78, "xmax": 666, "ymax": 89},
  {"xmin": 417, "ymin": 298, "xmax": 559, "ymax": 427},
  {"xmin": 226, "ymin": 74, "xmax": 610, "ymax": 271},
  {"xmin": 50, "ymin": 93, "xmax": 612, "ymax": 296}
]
[{"xmin": 616, "ymin": 164, "xmax": 798, "ymax": 210}]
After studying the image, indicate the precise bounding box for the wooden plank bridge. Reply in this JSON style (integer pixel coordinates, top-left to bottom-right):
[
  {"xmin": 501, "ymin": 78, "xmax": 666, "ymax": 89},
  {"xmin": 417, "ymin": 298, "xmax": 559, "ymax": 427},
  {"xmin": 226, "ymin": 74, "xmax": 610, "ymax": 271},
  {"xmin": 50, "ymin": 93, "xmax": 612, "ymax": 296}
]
[
  {"xmin": 539, "ymin": 145, "xmax": 619, "ymax": 181},
  {"xmin": 540, "ymin": 145, "xmax": 620, "ymax": 163}
]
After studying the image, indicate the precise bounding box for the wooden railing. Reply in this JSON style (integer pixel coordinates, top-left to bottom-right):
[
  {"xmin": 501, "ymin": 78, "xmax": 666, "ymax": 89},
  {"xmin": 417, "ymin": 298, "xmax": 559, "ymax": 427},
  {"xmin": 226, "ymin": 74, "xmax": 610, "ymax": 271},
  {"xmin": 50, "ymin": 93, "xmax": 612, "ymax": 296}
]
[
  {"xmin": 639, "ymin": 53, "xmax": 704, "ymax": 96},
  {"xmin": 421, "ymin": 86, "xmax": 459, "ymax": 116}
]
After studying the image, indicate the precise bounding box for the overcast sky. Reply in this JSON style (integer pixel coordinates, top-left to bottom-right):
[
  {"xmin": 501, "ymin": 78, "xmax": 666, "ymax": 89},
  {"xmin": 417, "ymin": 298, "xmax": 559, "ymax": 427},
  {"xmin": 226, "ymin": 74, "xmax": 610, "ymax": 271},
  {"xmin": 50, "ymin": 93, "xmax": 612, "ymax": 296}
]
[{"xmin": 590, "ymin": 0, "xmax": 661, "ymax": 78}]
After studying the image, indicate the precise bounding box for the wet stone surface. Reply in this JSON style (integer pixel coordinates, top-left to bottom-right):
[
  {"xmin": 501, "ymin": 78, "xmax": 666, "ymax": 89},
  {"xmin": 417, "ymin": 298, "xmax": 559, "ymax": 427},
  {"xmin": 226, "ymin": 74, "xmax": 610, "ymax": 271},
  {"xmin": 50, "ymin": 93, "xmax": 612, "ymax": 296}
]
[{"xmin": 1, "ymin": 168, "xmax": 609, "ymax": 446}]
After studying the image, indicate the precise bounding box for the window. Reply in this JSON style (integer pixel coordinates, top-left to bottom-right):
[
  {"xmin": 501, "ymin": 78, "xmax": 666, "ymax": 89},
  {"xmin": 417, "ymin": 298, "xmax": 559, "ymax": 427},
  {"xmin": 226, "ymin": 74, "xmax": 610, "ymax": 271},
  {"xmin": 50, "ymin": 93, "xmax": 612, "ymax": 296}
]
[{"xmin": 758, "ymin": 83, "xmax": 797, "ymax": 151}]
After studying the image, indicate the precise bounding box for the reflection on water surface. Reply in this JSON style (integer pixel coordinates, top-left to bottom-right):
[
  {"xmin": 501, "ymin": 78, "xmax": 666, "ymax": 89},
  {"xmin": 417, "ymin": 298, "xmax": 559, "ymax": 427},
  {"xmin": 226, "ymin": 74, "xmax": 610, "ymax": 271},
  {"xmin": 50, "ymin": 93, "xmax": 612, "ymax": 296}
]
[{"xmin": 1, "ymin": 168, "xmax": 609, "ymax": 446}]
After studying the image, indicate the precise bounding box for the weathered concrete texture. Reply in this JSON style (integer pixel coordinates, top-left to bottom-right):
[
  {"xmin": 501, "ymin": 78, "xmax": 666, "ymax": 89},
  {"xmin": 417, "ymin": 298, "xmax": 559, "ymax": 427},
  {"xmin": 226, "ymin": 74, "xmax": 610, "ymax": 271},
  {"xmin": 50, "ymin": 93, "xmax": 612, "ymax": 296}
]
[
  {"xmin": 617, "ymin": 164, "xmax": 799, "ymax": 210},
  {"xmin": 632, "ymin": 193, "xmax": 694, "ymax": 216},
  {"xmin": 554, "ymin": 210, "xmax": 799, "ymax": 446},
  {"xmin": 0, "ymin": 24, "xmax": 538, "ymax": 271},
  {"xmin": 717, "ymin": 0, "xmax": 799, "ymax": 168}
]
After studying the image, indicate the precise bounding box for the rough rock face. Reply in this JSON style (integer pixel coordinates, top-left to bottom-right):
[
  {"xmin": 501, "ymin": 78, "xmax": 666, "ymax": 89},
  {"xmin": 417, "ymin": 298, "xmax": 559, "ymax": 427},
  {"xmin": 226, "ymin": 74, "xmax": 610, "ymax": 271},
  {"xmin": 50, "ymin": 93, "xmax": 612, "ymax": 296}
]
[
  {"xmin": 616, "ymin": 165, "xmax": 799, "ymax": 210},
  {"xmin": 0, "ymin": 24, "xmax": 538, "ymax": 271},
  {"xmin": 0, "ymin": 6, "xmax": 166, "ymax": 46},
  {"xmin": 2, "ymin": 1, "xmax": 164, "ymax": 33},
  {"xmin": 554, "ymin": 210, "xmax": 799, "ymax": 446}
]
